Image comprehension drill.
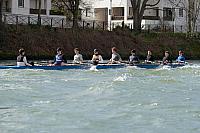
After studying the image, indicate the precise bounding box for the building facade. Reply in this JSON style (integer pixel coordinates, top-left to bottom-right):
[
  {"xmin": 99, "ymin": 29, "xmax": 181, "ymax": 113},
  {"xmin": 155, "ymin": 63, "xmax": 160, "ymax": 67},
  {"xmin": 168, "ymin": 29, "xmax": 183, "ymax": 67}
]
[
  {"xmin": 1, "ymin": 0, "xmax": 200, "ymax": 32},
  {"xmin": 84, "ymin": 0, "xmax": 192, "ymax": 32},
  {"xmin": 1, "ymin": 0, "xmax": 51, "ymax": 16}
]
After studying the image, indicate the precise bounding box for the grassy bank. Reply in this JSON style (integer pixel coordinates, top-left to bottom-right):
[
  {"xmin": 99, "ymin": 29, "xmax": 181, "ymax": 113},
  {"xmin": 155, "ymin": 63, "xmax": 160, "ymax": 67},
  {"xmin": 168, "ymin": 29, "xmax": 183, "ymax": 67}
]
[{"xmin": 0, "ymin": 25, "xmax": 200, "ymax": 60}]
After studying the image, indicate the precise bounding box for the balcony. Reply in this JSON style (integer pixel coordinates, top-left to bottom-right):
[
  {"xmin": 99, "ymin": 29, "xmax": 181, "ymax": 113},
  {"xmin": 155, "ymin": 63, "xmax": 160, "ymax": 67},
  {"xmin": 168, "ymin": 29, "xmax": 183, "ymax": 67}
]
[
  {"xmin": 50, "ymin": 10, "xmax": 64, "ymax": 16},
  {"xmin": 112, "ymin": 16, "xmax": 124, "ymax": 20},
  {"xmin": 112, "ymin": 7, "xmax": 124, "ymax": 20},
  {"xmin": 163, "ymin": 16, "xmax": 174, "ymax": 21},
  {"xmin": 2, "ymin": 7, "xmax": 12, "ymax": 13},
  {"xmin": 143, "ymin": 16, "xmax": 160, "ymax": 20},
  {"xmin": 30, "ymin": 9, "xmax": 46, "ymax": 15},
  {"xmin": 127, "ymin": 16, "xmax": 133, "ymax": 20}
]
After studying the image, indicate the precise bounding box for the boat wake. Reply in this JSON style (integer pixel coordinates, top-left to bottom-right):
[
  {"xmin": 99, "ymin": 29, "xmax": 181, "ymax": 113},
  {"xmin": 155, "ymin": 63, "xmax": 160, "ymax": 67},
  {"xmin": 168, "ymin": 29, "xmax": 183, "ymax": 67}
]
[
  {"xmin": 113, "ymin": 74, "xmax": 128, "ymax": 82},
  {"xmin": 89, "ymin": 66, "xmax": 99, "ymax": 71}
]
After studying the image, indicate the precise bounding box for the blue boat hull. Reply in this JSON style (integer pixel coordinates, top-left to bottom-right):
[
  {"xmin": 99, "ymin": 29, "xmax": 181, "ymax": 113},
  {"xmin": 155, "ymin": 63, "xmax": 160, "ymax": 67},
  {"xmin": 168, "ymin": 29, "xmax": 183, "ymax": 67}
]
[
  {"xmin": 0, "ymin": 64, "xmax": 126, "ymax": 70},
  {"xmin": 133, "ymin": 64, "xmax": 185, "ymax": 69},
  {"xmin": 0, "ymin": 63, "xmax": 186, "ymax": 70}
]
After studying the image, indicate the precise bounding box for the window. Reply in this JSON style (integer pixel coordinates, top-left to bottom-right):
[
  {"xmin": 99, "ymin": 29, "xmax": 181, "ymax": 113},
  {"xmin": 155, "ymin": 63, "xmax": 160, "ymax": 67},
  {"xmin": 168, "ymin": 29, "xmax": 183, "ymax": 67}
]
[
  {"xmin": 163, "ymin": 7, "xmax": 175, "ymax": 21},
  {"xmin": 155, "ymin": 8, "xmax": 159, "ymax": 17},
  {"xmin": 179, "ymin": 8, "xmax": 183, "ymax": 17},
  {"xmin": 86, "ymin": 8, "xmax": 90, "ymax": 17},
  {"xmin": 129, "ymin": 7, "xmax": 133, "ymax": 16},
  {"xmin": 163, "ymin": 8, "xmax": 172, "ymax": 17},
  {"xmin": 112, "ymin": 7, "xmax": 124, "ymax": 16},
  {"xmin": 18, "ymin": 0, "xmax": 24, "ymax": 8}
]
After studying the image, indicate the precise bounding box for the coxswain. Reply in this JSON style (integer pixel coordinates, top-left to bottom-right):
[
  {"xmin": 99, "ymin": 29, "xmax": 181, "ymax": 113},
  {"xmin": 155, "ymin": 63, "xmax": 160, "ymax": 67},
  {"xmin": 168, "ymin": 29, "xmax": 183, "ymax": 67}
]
[
  {"xmin": 91, "ymin": 49, "xmax": 103, "ymax": 65},
  {"xmin": 17, "ymin": 48, "xmax": 32, "ymax": 66}
]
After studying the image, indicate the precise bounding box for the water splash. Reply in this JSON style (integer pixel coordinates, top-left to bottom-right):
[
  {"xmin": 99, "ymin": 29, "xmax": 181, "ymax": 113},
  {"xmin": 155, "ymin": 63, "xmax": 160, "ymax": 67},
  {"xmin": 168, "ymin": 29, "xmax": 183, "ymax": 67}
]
[
  {"xmin": 113, "ymin": 74, "xmax": 128, "ymax": 82},
  {"xmin": 89, "ymin": 66, "xmax": 99, "ymax": 71}
]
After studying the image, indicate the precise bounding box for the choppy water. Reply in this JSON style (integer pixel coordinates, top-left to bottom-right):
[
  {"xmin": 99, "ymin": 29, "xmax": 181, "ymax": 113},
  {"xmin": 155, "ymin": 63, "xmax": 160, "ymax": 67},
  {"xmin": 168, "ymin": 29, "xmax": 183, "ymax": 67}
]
[{"xmin": 0, "ymin": 63, "xmax": 200, "ymax": 133}]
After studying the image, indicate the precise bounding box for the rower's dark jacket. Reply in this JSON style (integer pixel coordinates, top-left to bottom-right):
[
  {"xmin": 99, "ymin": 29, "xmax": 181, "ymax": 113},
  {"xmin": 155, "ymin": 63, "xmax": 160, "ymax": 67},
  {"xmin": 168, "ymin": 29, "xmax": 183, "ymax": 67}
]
[
  {"xmin": 146, "ymin": 55, "xmax": 155, "ymax": 62},
  {"xmin": 162, "ymin": 56, "xmax": 172, "ymax": 64},
  {"xmin": 54, "ymin": 54, "xmax": 67, "ymax": 65},
  {"xmin": 17, "ymin": 55, "xmax": 24, "ymax": 62},
  {"xmin": 129, "ymin": 55, "xmax": 140, "ymax": 64}
]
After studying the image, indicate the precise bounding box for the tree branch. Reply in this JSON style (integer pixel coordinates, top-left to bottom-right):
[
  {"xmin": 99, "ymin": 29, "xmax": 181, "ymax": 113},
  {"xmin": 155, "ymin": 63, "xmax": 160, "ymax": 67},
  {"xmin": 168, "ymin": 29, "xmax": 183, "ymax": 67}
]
[{"xmin": 146, "ymin": 0, "xmax": 160, "ymax": 7}]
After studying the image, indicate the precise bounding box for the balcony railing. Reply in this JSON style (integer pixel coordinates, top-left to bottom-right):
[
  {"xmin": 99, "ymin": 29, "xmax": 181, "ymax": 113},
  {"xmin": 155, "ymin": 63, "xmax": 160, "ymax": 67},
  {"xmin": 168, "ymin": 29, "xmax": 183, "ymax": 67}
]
[
  {"xmin": 112, "ymin": 16, "xmax": 124, "ymax": 20},
  {"xmin": 143, "ymin": 16, "xmax": 160, "ymax": 20},
  {"xmin": 163, "ymin": 16, "xmax": 174, "ymax": 21},
  {"xmin": 2, "ymin": 7, "xmax": 12, "ymax": 13},
  {"xmin": 128, "ymin": 16, "xmax": 160, "ymax": 20},
  {"xmin": 50, "ymin": 10, "xmax": 64, "ymax": 16},
  {"xmin": 30, "ymin": 9, "xmax": 46, "ymax": 15}
]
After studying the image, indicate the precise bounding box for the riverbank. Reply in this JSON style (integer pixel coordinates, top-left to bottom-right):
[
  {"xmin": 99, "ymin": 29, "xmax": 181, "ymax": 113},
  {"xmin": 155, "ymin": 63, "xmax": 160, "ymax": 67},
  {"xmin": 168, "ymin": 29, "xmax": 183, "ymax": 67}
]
[{"xmin": 0, "ymin": 25, "xmax": 200, "ymax": 60}]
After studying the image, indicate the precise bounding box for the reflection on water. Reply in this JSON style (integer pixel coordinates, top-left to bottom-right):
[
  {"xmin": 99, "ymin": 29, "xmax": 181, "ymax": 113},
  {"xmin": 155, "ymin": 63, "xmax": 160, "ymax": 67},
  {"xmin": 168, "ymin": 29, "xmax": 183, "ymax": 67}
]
[{"xmin": 0, "ymin": 61, "xmax": 200, "ymax": 133}]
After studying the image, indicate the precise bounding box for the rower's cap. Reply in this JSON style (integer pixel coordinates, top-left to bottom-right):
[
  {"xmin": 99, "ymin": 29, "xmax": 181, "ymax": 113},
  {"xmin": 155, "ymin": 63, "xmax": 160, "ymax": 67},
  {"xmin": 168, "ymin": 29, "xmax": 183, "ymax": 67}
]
[
  {"xmin": 19, "ymin": 48, "xmax": 25, "ymax": 54},
  {"xmin": 57, "ymin": 47, "xmax": 62, "ymax": 51},
  {"xmin": 131, "ymin": 49, "xmax": 136, "ymax": 53},
  {"xmin": 94, "ymin": 49, "xmax": 99, "ymax": 52}
]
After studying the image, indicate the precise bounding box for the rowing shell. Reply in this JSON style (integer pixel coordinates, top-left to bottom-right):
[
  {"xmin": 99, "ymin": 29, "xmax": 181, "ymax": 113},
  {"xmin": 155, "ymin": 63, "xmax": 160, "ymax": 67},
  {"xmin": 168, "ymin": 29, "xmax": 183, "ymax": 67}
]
[
  {"xmin": 0, "ymin": 63, "xmax": 186, "ymax": 70},
  {"xmin": 132, "ymin": 63, "xmax": 186, "ymax": 69},
  {"xmin": 0, "ymin": 64, "xmax": 126, "ymax": 70}
]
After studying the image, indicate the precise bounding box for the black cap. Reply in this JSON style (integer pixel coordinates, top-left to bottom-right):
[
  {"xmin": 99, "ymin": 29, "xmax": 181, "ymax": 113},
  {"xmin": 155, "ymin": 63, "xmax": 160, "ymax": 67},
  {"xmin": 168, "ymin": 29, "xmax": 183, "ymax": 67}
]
[
  {"xmin": 57, "ymin": 47, "xmax": 62, "ymax": 51},
  {"xmin": 19, "ymin": 48, "xmax": 25, "ymax": 54},
  {"xmin": 131, "ymin": 49, "xmax": 136, "ymax": 53},
  {"xmin": 94, "ymin": 49, "xmax": 99, "ymax": 53}
]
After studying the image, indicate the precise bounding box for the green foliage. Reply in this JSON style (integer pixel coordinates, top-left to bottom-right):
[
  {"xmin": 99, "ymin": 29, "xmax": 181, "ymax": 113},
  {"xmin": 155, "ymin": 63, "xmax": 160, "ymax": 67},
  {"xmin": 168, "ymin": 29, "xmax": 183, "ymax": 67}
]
[{"xmin": 1, "ymin": 25, "xmax": 200, "ymax": 60}]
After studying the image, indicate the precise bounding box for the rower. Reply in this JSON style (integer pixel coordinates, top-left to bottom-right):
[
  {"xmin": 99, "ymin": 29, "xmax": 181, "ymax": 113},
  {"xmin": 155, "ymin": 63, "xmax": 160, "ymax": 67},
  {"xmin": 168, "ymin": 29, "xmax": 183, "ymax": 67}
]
[
  {"xmin": 91, "ymin": 49, "xmax": 103, "ymax": 65},
  {"xmin": 109, "ymin": 47, "xmax": 122, "ymax": 64},
  {"xmin": 162, "ymin": 51, "xmax": 172, "ymax": 65},
  {"xmin": 53, "ymin": 48, "xmax": 67, "ymax": 66},
  {"xmin": 73, "ymin": 48, "xmax": 83, "ymax": 64},
  {"xmin": 145, "ymin": 50, "xmax": 154, "ymax": 64},
  {"xmin": 176, "ymin": 50, "xmax": 185, "ymax": 63},
  {"xmin": 129, "ymin": 49, "xmax": 140, "ymax": 64},
  {"xmin": 17, "ymin": 48, "xmax": 32, "ymax": 66}
]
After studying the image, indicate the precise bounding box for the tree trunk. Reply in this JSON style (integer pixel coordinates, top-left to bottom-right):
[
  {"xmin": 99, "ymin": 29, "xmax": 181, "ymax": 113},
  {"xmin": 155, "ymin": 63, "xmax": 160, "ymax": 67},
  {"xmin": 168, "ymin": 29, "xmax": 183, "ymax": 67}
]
[
  {"xmin": 72, "ymin": 0, "xmax": 79, "ymax": 28},
  {"xmin": 72, "ymin": 12, "xmax": 79, "ymax": 28},
  {"xmin": 133, "ymin": 9, "xmax": 142, "ymax": 32},
  {"xmin": 188, "ymin": 0, "xmax": 195, "ymax": 33},
  {"xmin": 0, "ymin": 0, "xmax": 3, "ymax": 24},
  {"xmin": 38, "ymin": 0, "xmax": 42, "ymax": 26}
]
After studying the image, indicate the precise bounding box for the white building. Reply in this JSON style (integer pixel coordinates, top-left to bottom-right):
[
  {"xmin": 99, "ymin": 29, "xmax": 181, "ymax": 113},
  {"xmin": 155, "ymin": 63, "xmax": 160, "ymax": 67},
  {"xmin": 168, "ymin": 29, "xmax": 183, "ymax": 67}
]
[
  {"xmin": 1, "ymin": 0, "xmax": 200, "ymax": 32},
  {"xmin": 1, "ymin": 0, "xmax": 68, "ymax": 27},
  {"xmin": 84, "ymin": 0, "xmax": 197, "ymax": 32},
  {"xmin": 1, "ymin": 0, "xmax": 51, "ymax": 16}
]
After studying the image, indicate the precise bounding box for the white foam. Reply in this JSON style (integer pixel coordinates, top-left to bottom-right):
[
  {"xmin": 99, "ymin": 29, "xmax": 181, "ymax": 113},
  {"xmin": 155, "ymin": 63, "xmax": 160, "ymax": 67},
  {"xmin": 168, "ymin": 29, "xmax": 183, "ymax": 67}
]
[
  {"xmin": 150, "ymin": 103, "xmax": 159, "ymax": 106},
  {"xmin": 113, "ymin": 74, "xmax": 128, "ymax": 82},
  {"xmin": 89, "ymin": 66, "xmax": 99, "ymax": 71}
]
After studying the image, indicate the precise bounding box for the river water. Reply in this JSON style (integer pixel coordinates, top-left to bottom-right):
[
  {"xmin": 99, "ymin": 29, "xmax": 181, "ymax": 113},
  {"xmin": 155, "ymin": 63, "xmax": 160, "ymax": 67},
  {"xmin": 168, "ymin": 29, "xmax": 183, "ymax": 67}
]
[{"xmin": 0, "ymin": 62, "xmax": 200, "ymax": 133}]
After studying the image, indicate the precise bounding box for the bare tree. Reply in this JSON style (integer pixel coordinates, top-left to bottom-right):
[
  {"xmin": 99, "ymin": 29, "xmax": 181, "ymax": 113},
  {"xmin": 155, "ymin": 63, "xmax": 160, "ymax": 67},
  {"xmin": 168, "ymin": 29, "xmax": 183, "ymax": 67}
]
[
  {"xmin": 188, "ymin": 0, "xmax": 200, "ymax": 33},
  {"xmin": 0, "ymin": 0, "xmax": 3, "ymax": 24},
  {"xmin": 38, "ymin": 0, "xmax": 42, "ymax": 26},
  {"xmin": 130, "ymin": 0, "xmax": 161, "ymax": 32},
  {"xmin": 52, "ymin": 0, "xmax": 90, "ymax": 28},
  {"xmin": 168, "ymin": 0, "xmax": 200, "ymax": 33}
]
